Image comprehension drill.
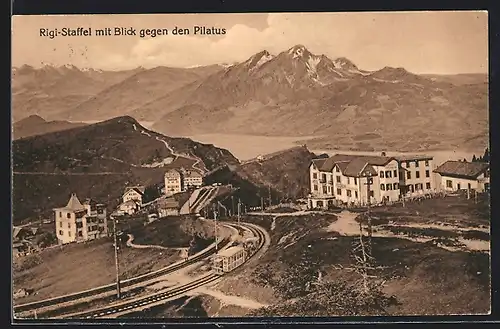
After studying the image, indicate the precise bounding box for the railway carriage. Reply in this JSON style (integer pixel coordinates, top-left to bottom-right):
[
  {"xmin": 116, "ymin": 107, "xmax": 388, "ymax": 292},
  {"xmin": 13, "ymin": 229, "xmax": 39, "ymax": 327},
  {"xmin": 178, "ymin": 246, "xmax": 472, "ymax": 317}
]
[{"xmin": 213, "ymin": 246, "xmax": 247, "ymax": 275}]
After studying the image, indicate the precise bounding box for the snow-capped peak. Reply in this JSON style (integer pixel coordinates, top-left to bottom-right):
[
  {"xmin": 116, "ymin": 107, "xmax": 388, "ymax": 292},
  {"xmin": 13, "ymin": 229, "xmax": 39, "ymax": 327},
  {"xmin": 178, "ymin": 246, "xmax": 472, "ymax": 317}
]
[
  {"xmin": 245, "ymin": 50, "xmax": 275, "ymax": 71},
  {"xmin": 288, "ymin": 45, "xmax": 309, "ymax": 59}
]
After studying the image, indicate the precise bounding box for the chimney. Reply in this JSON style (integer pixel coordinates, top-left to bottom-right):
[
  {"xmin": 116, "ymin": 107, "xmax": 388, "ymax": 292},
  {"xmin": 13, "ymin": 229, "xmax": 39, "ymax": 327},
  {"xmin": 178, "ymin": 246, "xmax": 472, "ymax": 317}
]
[{"xmin": 381, "ymin": 152, "xmax": 387, "ymax": 157}]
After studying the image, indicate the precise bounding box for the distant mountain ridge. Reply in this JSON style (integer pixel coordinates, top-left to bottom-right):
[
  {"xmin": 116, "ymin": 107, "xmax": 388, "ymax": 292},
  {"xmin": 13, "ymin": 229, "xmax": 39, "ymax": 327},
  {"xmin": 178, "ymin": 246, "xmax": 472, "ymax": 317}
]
[
  {"xmin": 13, "ymin": 115, "xmax": 87, "ymax": 140},
  {"xmin": 12, "ymin": 45, "xmax": 488, "ymax": 152}
]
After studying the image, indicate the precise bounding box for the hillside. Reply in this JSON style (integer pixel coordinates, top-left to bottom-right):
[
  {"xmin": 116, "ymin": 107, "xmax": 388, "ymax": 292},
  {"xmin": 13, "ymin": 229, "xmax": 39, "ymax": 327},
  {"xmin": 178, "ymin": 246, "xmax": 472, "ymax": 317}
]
[
  {"xmin": 11, "ymin": 116, "xmax": 239, "ymax": 223},
  {"xmin": 204, "ymin": 146, "xmax": 317, "ymax": 208},
  {"xmin": 12, "ymin": 115, "xmax": 87, "ymax": 140}
]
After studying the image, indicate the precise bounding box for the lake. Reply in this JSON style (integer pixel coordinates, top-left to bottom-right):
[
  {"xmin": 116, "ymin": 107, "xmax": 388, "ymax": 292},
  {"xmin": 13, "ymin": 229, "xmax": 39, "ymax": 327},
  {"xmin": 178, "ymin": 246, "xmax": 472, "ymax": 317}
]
[{"xmin": 183, "ymin": 133, "xmax": 484, "ymax": 166}]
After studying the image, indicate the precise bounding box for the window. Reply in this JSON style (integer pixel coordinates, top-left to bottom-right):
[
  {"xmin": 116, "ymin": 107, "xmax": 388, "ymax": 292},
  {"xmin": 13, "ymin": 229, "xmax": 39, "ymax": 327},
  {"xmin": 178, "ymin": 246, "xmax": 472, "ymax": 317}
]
[
  {"xmin": 393, "ymin": 170, "xmax": 398, "ymax": 178},
  {"xmin": 407, "ymin": 171, "xmax": 411, "ymax": 179},
  {"xmin": 446, "ymin": 180, "xmax": 452, "ymax": 188},
  {"xmin": 322, "ymin": 186, "xmax": 327, "ymax": 194},
  {"xmin": 415, "ymin": 161, "xmax": 419, "ymax": 167},
  {"xmin": 321, "ymin": 173, "xmax": 327, "ymax": 182},
  {"xmin": 78, "ymin": 231, "xmax": 83, "ymax": 237},
  {"xmin": 368, "ymin": 178, "xmax": 373, "ymax": 184},
  {"xmin": 68, "ymin": 231, "xmax": 71, "ymax": 237},
  {"xmin": 347, "ymin": 177, "xmax": 350, "ymax": 184},
  {"xmin": 425, "ymin": 170, "xmax": 430, "ymax": 178},
  {"xmin": 313, "ymin": 173, "xmax": 317, "ymax": 179},
  {"xmin": 416, "ymin": 171, "xmax": 420, "ymax": 179},
  {"xmin": 336, "ymin": 176, "xmax": 341, "ymax": 183},
  {"xmin": 76, "ymin": 222, "xmax": 83, "ymax": 228},
  {"xmin": 327, "ymin": 186, "xmax": 331, "ymax": 193},
  {"xmin": 380, "ymin": 171, "xmax": 385, "ymax": 178},
  {"xmin": 336, "ymin": 167, "xmax": 340, "ymax": 173},
  {"xmin": 355, "ymin": 191, "xmax": 358, "ymax": 199},
  {"xmin": 386, "ymin": 171, "xmax": 392, "ymax": 178},
  {"xmin": 354, "ymin": 178, "xmax": 357, "ymax": 185},
  {"xmin": 380, "ymin": 184, "xmax": 385, "ymax": 190},
  {"xmin": 425, "ymin": 160, "xmax": 429, "ymax": 167},
  {"xmin": 59, "ymin": 212, "xmax": 62, "ymax": 218},
  {"xmin": 314, "ymin": 185, "xmax": 318, "ymax": 191},
  {"xmin": 347, "ymin": 190, "xmax": 352, "ymax": 197},
  {"xmin": 406, "ymin": 161, "xmax": 410, "ymax": 168},
  {"xmin": 59, "ymin": 221, "xmax": 63, "ymax": 228},
  {"xmin": 337, "ymin": 189, "xmax": 342, "ymax": 196},
  {"xmin": 468, "ymin": 183, "xmax": 471, "ymax": 190},
  {"xmin": 369, "ymin": 191, "xmax": 374, "ymax": 197},
  {"xmin": 426, "ymin": 182, "xmax": 431, "ymax": 189},
  {"xmin": 67, "ymin": 213, "xmax": 71, "ymax": 219},
  {"xmin": 59, "ymin": 230, "xmax": 63, "ymax": 235},
  {"xmin": 386, "ymin": 183, "xmax": 392, "ymax": 190},
  {"xmin": 393, "ymin": 183, "xmax": 399, "ymax": 190}
]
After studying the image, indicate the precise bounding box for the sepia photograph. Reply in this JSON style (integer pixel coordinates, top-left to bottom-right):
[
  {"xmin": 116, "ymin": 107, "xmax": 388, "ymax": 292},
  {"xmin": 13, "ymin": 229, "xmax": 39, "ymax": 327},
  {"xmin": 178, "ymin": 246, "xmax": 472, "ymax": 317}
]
[{"xmin": 11, "ymin": 11, "xmax": 490, "ymax": 320}]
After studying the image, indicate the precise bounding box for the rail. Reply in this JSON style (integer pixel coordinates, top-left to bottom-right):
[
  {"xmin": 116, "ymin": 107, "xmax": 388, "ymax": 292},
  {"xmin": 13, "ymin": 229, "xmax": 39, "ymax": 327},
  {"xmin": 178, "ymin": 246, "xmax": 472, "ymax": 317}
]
[{"xmin": 13, "ymin": 237, "xmax": 231, "ymax": 314}]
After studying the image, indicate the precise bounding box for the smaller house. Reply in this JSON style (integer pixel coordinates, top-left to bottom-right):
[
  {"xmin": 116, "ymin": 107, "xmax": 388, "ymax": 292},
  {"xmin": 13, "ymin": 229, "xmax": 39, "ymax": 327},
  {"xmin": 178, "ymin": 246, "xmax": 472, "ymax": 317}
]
[
  {"xmin": 434, "ymin": 160, "xmax": 490, "ymax": 192},
  {"xmin": 118, "ymin": 200, "xmax": 140, "ymax": 215},
  {"xmin": 123, "ymin": 186, "xmax": 145, "ymax": 206},
  {"xmin": 13, "ymin": 226, "xmax": 34, "ymax": 243},
  {"xmin": 157, "ymin": 198, "xmax": 180, "ymax": 217}
]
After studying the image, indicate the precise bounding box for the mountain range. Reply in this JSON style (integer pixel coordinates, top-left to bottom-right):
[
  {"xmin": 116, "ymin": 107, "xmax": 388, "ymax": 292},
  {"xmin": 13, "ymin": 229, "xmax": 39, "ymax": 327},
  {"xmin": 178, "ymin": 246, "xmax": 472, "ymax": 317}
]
[{"xmin": 12, "ymin": 45, "xmax": 488, "ymax": 152}]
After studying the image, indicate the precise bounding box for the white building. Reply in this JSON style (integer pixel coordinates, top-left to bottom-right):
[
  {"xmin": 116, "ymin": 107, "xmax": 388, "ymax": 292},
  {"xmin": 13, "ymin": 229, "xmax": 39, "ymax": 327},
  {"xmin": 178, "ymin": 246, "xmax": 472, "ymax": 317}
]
[
  {"xmin": 395, "ymin": 155, "xmax": 436, "ymax": 196},
  {"xmin": 53, "ymin": 194, "xmax": 108, "ymax": 244},
  {"xmin": 164, "ymin": 169, "xmax": 183, "ymax": 196},
  {"xmin": 434, "ymin": 160, "xmax": 490, "ymax": 192},
  {"xmin": 308, "ymin": 154, "xmax": 401, "ymax": 209},
  {"xmin": 122, "ymin": 186, "xmax": 145, "ymax": 206},
  {"xmin": 118, "ymin": 199, "xmax": 140, "ymax": 215},
  {"xmin": 183, "ymin": 170, "xmax": 203, "ymax": 190}
]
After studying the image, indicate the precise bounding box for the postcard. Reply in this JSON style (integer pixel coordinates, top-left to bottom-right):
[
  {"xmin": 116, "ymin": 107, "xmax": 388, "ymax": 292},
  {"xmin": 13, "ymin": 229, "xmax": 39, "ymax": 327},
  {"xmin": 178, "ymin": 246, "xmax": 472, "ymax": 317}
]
[{"xmin": 11, "ymin": 12, "xmax": 490, "ymax": 320}]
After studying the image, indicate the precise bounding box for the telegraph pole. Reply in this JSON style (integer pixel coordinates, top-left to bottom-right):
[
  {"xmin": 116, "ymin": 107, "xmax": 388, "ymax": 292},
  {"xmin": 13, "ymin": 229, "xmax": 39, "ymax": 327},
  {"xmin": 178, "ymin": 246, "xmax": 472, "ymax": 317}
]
[
  {"xmin": 268, "ymin": 185, "xmax": 272, "ymax": 208},
  {"xmin": 112, "ymin": 217, "xmax": 121, "ymax": 299},
  {"xmin": 363, "ymin": 171, "xmax": 373, "ymax": 258},
  {"xmin": 213, "ymin": 205, "xmax": 218, "ymax": 254},
  {"xmin": 261, "ymin": 196, "xmax": 264, "ymax": 212},
  {"xmin": 231, "ymin": 196, "xmax": 235, "ymax": 218},
  {"xmin": 237, "ymin": 198, "xmax": 241, "ymax": 225}
]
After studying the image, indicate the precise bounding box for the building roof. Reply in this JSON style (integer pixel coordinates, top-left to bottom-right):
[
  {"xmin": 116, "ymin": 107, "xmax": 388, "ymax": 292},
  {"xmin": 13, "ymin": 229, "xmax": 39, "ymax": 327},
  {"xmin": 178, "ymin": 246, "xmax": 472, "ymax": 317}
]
[
  {"xmin": 311, "ymin": 158, "xmax": 327, "ymax": 169},
  {"xmin": 13, "ymin": 227, "xmax": 23, "ymax": 239},
  {"xmin": 54, "ymin": 193, "xmax": 87, "ymax": 212},
  {"xmin": 124, "ymin": 187, "xmax": 145, "ymax": 196},
  {"xmin": 165, "ymin": 169, "xmax": 182, "ymax": 177},
  {"xmin": 434, "ymin": 161, "xmax": 489, "ymax": 179},
  {"xmin": 395, "ymin": 154, "xmax": 434, "ymax": 161},
  {"xmin": 342, "ymin": 159, "xmax": 378, "ymax": 178},
  {"xmin": 217, "ymin": 245, "xmax": 245, "ymax": 258},
  {"xmin": 315, "ymin": 154, "xmax": 394, "ymax": 173},
  {"xmin": 185, "ymin": 170, "xmax": 203, "ymax": 178},
  {"xmin": 157, "ymin": 198, "xmax": 180, "ymax": 209}
]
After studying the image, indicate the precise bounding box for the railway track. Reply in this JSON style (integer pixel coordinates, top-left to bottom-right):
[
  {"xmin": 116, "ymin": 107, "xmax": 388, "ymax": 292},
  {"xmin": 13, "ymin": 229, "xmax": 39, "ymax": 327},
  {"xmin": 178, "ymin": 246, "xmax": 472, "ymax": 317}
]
[
  {"xmin": 71, "ymin": 273, "xmax": 222, "ymax": 319},
  {"xmin": 14, "ymin": 237, "xmax": 231, "ymax": 314},
  {"xmin": 61, "ymin": 221, "xmax": 268, "ymax": 319}
]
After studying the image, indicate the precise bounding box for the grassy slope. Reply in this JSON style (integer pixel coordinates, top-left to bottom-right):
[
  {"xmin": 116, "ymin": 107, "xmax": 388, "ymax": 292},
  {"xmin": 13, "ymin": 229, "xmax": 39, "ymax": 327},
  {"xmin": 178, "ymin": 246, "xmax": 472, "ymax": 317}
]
[
  {"xmin": 215, "ymin": 196, "xmax": 490, "ymax": 316},
  {"xmin": 11, "ymin": 116, "xmax": 239, "ymax": 223},
  {"xmin": 12, "ymin": 237, "xmax": 179, "ymax": 304}
]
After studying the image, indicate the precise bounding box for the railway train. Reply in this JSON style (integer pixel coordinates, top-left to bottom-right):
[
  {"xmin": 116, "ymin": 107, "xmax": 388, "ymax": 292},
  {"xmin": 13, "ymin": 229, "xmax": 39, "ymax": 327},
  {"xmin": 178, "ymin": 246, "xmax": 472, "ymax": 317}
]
[{"xmin": 212, "ymin": 237, "xmax": 258, "ymax": 275}]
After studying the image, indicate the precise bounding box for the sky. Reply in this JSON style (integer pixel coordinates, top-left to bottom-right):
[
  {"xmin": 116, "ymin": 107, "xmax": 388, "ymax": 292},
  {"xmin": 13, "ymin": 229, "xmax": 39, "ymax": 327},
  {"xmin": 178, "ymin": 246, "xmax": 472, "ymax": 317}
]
[{"xmin": 12, "ymin": 11, "xmax": 488, "ymax": 74}]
